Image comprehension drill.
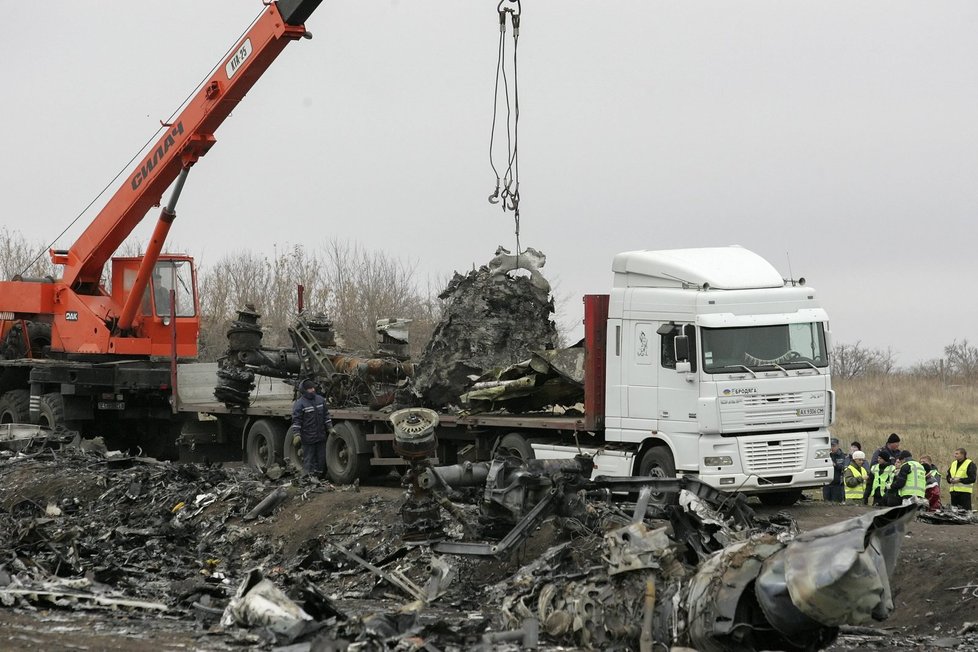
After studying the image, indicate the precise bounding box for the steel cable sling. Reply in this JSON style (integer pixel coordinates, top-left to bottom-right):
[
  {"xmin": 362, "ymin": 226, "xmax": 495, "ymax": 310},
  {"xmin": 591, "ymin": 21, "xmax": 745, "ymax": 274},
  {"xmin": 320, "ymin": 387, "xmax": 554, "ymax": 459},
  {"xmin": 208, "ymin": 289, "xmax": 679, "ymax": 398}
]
[{"xmin": 488, "ymin": 0, "xmax": 522, "ymax": 259}]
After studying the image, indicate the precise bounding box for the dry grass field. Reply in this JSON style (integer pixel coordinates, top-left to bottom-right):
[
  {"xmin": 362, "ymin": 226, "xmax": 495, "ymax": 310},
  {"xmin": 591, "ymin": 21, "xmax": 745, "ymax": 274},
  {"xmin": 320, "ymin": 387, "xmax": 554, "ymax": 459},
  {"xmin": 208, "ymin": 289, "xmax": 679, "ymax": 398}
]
[{"xmin": 831, "ymin": 375, "xmax": 978, "ymax": 503}]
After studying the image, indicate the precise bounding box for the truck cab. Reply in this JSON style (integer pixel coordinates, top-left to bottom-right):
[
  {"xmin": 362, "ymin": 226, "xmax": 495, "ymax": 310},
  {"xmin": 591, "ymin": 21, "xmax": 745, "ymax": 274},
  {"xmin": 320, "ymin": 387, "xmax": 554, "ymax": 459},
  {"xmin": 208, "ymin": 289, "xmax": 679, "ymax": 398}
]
[{"xmin": 604, "ymin": 246, "xmax": 835, "ymax": 502}]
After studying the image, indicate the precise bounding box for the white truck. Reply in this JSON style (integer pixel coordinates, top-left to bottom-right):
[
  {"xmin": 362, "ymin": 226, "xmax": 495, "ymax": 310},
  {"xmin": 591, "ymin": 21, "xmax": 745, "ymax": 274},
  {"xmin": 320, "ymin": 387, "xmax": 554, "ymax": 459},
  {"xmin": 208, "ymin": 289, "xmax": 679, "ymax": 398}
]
[{"xmin": 533, "ymin": 245, "xmax": 835, "ymax": 506}]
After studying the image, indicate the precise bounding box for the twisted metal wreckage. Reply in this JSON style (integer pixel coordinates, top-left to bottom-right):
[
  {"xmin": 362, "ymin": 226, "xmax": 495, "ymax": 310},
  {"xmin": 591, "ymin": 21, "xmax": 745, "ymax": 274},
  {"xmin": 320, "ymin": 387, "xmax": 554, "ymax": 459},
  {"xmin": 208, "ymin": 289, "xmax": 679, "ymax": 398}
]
[{"xmin": 357, "ymin": 407, "xmax": 915, "ymax": 651}]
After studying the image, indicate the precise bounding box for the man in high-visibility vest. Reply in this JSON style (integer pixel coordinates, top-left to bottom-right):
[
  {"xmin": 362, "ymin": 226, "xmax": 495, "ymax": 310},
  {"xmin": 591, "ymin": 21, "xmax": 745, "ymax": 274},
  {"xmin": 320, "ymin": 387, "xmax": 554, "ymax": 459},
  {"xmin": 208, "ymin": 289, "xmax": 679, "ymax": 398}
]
[
  {"xmin": 843, "ymin": 450, "xmax": 869, "ymax": 503},
  {"xmin": 946, "ymin": 448, "xmax": 976, "ymax": 511},
  {"xmin": 866, "ymin": 449, "xmax": 895, "ymax": 506},
  {"xmin": 886, "ymin": 450, "xmax": 926, "ymax": 506}
]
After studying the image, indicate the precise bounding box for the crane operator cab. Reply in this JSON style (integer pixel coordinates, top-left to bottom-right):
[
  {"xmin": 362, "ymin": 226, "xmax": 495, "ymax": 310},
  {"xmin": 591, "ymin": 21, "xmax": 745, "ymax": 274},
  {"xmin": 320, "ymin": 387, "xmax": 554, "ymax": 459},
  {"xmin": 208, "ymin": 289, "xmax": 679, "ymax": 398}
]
[{"xmin": 111, "ymin": 255, "xmax": 199, "ymax": 357}]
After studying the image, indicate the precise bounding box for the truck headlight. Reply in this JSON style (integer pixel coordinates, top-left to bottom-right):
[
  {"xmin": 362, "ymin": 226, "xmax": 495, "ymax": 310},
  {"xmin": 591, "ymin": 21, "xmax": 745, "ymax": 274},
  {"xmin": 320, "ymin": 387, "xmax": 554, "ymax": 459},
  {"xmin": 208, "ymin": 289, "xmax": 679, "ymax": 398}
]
[
  {"xmin": 704, "ymin": 456, "xmax": 733, "ymax": 466},
  {"xmin": 814, "ymin": 448, "xmax": 830, "ymax": 459}
]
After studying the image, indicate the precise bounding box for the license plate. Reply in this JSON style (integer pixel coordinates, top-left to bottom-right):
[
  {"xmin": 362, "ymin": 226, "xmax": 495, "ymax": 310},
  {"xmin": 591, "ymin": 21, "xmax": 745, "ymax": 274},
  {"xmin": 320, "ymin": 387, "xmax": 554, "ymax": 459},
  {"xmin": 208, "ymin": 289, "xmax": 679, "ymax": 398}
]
[
  {"xmin": 97, "ymin": 401, "xmax": 125, "ymax": 411},
  {"xmin": 797, "ymin": 407, "xmax": 824, "ymax": 416}
]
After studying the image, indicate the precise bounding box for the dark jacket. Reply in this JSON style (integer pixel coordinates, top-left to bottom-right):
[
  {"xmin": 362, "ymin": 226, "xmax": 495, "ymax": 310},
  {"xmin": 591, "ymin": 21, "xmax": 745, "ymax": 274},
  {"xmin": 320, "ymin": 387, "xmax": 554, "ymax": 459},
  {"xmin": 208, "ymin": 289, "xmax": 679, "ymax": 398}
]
[
  {"xmin": 292, "ymin": 393, "xmax": 333, "ymax": 444},
  {"xmin": 870, "ymin": 445, "xmax": 900, "ymax": 468},
  {"xmin": 830, "ymin": 449, "xmax": 847, "ymax": 485}
]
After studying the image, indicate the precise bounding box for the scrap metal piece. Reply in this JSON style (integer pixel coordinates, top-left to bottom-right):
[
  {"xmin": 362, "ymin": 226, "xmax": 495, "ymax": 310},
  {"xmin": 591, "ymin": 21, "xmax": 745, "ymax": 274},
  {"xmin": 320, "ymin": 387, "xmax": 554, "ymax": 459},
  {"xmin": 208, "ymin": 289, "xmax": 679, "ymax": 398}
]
[
  {"xmin": 243, "ymin": 487, "xmax": 289, "ymax": 521},
  {"xmin": 221, "ymin": 569, "xmax": 314, "ymax": 640},
  {"xmin": 768, "ymin": 503, "xmax": 918, "ymax": 627},
  {"xmin": 605, "ymin": 523, "xmax": 670, "ymax": 576},
  {"xmin": 480, "ymin": 617, "xmax": 540, "ymax": 650},
  {"xmin": 392, "ymin": 408, "xmax": 444, "ymax": 541},
  {"xmin": 424, "ymin": 556, "xmax": 456, "ymax": 602},
  {"xmin": 489, "ymin": 245, "xmax": 550, "ymax": 292},
  {"xmin": 685, "ymin": 535, "xmax": 789, "ymax": 652},
  {"xmin": 323, "ymin": 540, "xmax": 427, "ymax": 603}
]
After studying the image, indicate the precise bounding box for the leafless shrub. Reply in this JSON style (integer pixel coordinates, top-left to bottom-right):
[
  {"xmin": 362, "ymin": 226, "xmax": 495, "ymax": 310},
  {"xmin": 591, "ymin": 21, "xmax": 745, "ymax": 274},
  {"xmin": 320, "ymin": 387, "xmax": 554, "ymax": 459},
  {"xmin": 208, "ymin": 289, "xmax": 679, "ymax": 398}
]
[
  {"xmin": 831, "ymin": 341, "xmax": 896, "ymax": 380},
  {"xmin": 196, "ymin": 240, "xmax": 439, "ymax": 361},
  {"xmin": 944, "ymin": 339, "xmax": 978, "ymax": 381},
  {"xmin": 0, "ymin": 227, "xmax": 57, "ymax": 280}
]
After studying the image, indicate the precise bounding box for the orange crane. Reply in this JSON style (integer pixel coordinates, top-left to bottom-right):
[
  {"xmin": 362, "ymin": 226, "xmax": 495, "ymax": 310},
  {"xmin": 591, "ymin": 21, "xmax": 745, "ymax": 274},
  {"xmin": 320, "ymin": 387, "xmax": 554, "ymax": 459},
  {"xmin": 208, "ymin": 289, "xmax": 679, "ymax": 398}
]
[
  {"xmin": 1, "ymin": 0, "xmax": 320, "ymax": 360},
  {"xmin": 0, "ymin": 0, "xmax": 320, "ymax": 436}
]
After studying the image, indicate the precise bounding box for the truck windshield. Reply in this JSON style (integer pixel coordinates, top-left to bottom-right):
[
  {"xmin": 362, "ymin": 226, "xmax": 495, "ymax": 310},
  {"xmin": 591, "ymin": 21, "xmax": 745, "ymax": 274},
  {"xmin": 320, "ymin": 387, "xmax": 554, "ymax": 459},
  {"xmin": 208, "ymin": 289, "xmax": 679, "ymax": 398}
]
[{"xmin": 701, "ymin": 323, "xmax": 828, "ymax": 373}]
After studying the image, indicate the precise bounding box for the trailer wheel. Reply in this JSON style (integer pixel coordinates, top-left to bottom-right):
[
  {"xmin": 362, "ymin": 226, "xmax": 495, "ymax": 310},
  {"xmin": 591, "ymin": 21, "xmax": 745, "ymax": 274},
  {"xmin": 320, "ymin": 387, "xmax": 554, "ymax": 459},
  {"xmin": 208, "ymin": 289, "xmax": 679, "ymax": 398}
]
[
  {"xmin": 0, "ymin": 390, "xmax": 30, "ymax": 424},
  {"xmin": 638, "ymin": 446, "xmax": 679, "ymax": 505},
  {"xmin": 245, "ymin": 419, "xmax": 285, "ymax": 470},
  {"xmin": 757, "ymin": 490, "xmax": 802, "ymax": 507},
  {"xmin": 325, "ymin": 423, "xmax": 370, "ymax": 485},
  {"xmin": 37, "ymin": 393, "xmax": 65, "ymax": 429},
  {"xmin": 498, "ymin": 432, "xmax": 535, "ymax": 461},
  {"xmin": 284, "ymin": 426, "xmax": 304, "ymax": 473}
]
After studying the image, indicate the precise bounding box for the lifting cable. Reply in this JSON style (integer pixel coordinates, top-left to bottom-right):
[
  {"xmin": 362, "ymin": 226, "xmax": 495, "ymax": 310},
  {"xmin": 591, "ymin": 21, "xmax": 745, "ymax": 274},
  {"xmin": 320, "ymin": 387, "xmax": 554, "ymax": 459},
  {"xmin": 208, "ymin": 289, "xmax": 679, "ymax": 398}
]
[{"xmin": 488, "ymin": 0, "xmax": 522, "ymax": 258}]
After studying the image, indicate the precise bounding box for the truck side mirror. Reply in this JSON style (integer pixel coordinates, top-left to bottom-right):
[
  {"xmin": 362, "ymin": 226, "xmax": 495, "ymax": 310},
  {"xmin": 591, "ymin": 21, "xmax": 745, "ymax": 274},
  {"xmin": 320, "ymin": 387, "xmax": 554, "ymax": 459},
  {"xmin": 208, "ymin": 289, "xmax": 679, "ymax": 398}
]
[
  {"xmin": 674, "ymin": 334, "xmax": 689, "ymax": 361},
  {"xmin": 676, "ymin": 361, "xmax": 692, "ymax": 374}
]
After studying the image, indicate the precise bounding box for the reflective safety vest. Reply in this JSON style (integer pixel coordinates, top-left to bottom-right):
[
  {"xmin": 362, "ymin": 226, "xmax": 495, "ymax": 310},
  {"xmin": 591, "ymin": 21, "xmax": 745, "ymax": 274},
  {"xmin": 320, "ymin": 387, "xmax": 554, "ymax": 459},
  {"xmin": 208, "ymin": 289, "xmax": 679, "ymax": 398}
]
[
  {"xmin": 949, "ymin": 459, "xmax": 974, "ymax": 494},
  {"xmin": 898, "ymin": 460, "xmax": 926, "ymax": 499},
  {"xmin": 845, "ymin": 464, "xmax": 869, "ymax": 500},
  {"xmin": 871, "ymin": 464, "xmax": 894, "ymax": 496}
]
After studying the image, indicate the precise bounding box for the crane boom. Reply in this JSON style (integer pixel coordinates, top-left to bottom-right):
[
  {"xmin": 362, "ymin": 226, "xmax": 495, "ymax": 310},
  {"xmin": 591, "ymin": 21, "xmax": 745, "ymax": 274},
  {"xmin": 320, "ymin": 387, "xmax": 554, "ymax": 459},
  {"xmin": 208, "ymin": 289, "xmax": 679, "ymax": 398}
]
[
  {"xmin": 0, "ymin": 0, "xmax": 321, "ymax": 358},
  {"xmin": 58, "ymin": 0, "xmax": 321, "ymax": 290}
]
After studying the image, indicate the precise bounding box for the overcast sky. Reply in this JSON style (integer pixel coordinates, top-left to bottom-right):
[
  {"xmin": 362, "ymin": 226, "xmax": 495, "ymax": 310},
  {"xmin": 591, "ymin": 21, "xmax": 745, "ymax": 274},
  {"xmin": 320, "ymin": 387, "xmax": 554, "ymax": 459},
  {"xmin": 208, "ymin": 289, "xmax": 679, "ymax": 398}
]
[{"xmin": 2, "ymin": 1, "xmax": 977, "ymax": 365}]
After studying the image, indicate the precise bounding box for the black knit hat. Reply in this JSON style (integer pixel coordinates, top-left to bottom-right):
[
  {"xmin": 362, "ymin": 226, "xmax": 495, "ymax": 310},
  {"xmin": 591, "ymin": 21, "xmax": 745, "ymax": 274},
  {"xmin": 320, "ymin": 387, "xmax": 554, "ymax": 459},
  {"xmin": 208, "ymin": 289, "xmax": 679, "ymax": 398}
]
[
  {"xmin": 886, "ymin": 433, "xmax": 901, "ymax": 445},
  {"xmin": 897, "ymin": 450, "xmax": 912, "ymax": 460},
  {"xmin": 878, "ymin": 450, "xmax": 893, "ymax": 463},
  {"xmin": 301, "ymin": 379, "xmax": 316, "ymax": 390}
]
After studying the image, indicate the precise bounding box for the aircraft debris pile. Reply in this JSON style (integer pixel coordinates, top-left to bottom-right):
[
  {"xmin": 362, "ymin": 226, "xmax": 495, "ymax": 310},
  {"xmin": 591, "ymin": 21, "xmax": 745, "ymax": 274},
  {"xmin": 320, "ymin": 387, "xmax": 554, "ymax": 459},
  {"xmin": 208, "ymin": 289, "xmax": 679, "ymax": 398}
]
[
  {"xmin": 408, "ymin": 246, "xmax": 562, "ymax": 410},
  {"xmin": 0, "ymin": 438, "xmax": 920, "ymax": 651}
]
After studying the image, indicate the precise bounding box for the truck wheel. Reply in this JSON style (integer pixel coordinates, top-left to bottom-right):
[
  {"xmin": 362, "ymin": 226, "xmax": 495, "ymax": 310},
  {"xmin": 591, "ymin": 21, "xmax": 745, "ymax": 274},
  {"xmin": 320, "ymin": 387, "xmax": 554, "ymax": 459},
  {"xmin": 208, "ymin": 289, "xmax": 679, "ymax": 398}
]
[
  {"xmin": 245, "ymin": 419, "xmax": 285, "ymax": 470},
  {"xmin": 325, "ymin": 423, "xmax": 370, "ymax": 485},
  {"xmin": 284, "ymin": 426, "xmax": 304, "ymax": 472},
  {"xmin": 758, "ymin": 490, "xmax": 802, "ymax": 507},
  {"xmin": 37, "ymin": 393, "xmax": 65, "ymax": 429},
  {"xmin": 0, "ymin": 390, "xmax": 30, "ymax": 424},
  {"xmin": 638, "ymin": 446, "xmax": 679, "ymax": 505},
  {"xmin": 498, "ymin": 432, "xmax": 535, "ymax": 461}
]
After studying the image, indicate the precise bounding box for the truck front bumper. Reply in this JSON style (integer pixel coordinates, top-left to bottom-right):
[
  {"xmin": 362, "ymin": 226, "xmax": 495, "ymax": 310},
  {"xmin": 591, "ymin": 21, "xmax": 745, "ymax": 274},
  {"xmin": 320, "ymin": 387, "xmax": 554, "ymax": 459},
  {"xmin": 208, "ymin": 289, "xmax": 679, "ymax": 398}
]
[{"xmin": 694, "ymin": 467, "xmax": 831, "ymax": 493}]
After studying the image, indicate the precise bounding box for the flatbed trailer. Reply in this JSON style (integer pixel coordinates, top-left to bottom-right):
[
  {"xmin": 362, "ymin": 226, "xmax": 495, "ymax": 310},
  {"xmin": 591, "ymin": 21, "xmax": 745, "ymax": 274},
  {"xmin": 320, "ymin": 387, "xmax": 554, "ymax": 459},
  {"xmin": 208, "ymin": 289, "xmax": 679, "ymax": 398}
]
[{"xmin": 174, "ymin": 358, "xmax": 600, "ymax": 483}]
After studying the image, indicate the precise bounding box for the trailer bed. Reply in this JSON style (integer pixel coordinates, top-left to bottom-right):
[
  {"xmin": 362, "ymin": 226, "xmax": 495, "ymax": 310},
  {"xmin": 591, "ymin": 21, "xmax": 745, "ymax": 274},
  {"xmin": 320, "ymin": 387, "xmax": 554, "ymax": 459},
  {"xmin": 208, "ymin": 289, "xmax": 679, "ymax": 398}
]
[{"xmin": 175, "ymin": 363, "xmax": 587, "ymax": 431}]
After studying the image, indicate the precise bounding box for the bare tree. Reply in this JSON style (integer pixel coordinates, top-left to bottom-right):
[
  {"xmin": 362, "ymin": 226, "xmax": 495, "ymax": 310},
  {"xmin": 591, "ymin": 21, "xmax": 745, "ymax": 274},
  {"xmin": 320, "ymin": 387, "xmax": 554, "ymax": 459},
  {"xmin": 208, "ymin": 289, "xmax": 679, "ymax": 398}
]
[
  {"xmin": 831, "ymin": 341, "xmax": 897, "ymax": 380},
  {"xmin": 944, "ymin": 339, "xmax": 978, "ymax": 381},
  {"xmin": 0, "ymin": 227, "xmax": 57, "ymax": 280},
  {"xmin": 320, "ymin": 240, "xmax": 438, "ymax": 356},
  {"xmin": 195, "ymin": 240, "xmax": 439, "ymax": 361}
]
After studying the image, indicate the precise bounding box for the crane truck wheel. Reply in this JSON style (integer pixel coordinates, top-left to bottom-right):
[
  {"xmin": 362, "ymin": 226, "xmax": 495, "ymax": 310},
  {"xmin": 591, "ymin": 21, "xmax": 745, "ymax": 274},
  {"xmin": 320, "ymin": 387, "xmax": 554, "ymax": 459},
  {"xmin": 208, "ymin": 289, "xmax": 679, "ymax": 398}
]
[
  {"xmin": 284, "ymin": 426, "xmax": 304, "ymax": 473},
  {"xmin": 245, "ymin": 419, "xmax": 285, "ymax": 470},
  {"xmin": 37, "ymin": 393, "xmax": 66, "ymax": 430},
  {"xmin": 497, "ymin": 432, "xmax": 535, "ymax": 461},
  {"xmin": 325, "ymin": 422, "xmax": 371, "ymax": 485},
  {"xmin": 0, "ymin": 390, "xmax": 30, "ymax": 424},
  {"xmin": 638, "ymin": 446, "xmax": 679, "ymax": 506},
  {"xmin": 757, "ymin": 490, "xmax": 803, "ymax": 507}
]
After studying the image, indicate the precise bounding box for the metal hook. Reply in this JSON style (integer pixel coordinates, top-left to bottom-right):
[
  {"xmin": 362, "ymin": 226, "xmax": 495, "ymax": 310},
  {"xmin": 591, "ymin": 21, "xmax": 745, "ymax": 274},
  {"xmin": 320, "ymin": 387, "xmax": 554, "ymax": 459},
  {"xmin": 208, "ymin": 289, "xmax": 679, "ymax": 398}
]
[{"xmin": 488, "ymin": 182, "xmax": 501, "ymax": 205}]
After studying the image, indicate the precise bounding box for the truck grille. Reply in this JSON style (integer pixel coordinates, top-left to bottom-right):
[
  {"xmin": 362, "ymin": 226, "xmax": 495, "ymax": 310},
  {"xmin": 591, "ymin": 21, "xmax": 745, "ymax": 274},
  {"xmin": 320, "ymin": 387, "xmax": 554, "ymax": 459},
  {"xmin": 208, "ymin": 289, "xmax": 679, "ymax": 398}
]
[
  {"xmin": 743, "ymin": 392, "xmax": 804, "ymax": 426},
  {"xmin": 741, "ymin": 438, "xmax": 806, "ymax": 473}
]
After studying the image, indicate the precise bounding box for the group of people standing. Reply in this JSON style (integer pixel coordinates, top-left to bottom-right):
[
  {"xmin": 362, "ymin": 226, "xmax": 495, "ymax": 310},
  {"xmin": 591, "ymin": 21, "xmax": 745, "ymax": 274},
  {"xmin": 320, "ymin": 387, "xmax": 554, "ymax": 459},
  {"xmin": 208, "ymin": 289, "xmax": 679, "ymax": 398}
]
[{"xmin": 823, "ymin": 433, "xmax": 975, "ymax": 510}]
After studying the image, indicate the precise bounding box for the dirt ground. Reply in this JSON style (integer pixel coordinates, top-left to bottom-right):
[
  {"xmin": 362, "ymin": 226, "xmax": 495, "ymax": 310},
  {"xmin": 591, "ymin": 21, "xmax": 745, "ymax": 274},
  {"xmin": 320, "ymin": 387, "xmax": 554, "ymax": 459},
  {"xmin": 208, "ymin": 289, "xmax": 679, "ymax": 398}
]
[{"xmin": 2, "ymin": 477, "xmax": 977, "ymax": 651}]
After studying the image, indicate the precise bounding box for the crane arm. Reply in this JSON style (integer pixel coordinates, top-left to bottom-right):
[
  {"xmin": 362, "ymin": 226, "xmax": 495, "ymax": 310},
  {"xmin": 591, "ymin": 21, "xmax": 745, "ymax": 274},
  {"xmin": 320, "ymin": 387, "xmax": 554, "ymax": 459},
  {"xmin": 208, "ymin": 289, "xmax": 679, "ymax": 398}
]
[{"xmin": 58, "ymin": 0, "xmax": 321, "ymax": 290}]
